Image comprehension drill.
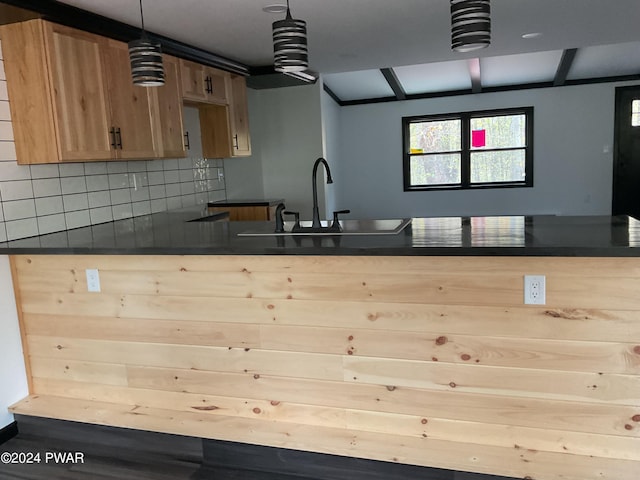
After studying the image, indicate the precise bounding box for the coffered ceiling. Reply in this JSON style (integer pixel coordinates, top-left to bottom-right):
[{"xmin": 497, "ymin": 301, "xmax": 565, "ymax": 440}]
[{"xmin": 12, "ymin": 0, "xmax": 640, "ymax": 102}]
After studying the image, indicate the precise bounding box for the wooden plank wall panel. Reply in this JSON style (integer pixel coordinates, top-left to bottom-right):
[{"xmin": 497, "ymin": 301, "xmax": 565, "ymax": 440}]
[{"xmin": 9, "ymin": 254, "xmax": 640, "ymax": 480}]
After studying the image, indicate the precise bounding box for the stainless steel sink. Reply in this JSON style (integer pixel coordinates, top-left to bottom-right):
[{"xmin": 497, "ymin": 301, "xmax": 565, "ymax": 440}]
[{"xmin": 238, "ymin": 218, "xmax": 412, "ymax": 236}]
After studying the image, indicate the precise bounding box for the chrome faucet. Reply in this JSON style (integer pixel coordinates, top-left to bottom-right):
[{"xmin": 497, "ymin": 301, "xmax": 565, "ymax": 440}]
[{"xmin": 312, "ymin": 157, "xmax": 333, "ymax": 228}]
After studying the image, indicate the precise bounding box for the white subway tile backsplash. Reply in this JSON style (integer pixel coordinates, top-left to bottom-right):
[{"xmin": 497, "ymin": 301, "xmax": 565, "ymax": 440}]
[
  {"xmin": 149, "ymin": 185, "xmax": 166, "ymax": 200},
  {"xmin": 163, "ymin": 158, "xmax": 179, "ymax": 170},
  {"xmin": 84, "ymin": 162, "xmax": 108, "ymax": 175},
  {"xmin": 37, "ymin": 214, "xmax": 66, "ymax": 235},
  {"xmin": 0, "ymin": 222, "xmax": 6, "ymax": 242},
  {"xmin": 146, "ymin": 160, "xmax": 163, "ymax": 172},
  {"xmin": 0, "ymin": 101, "xmax": 11, "ymax": 121},
  {"xmin": 59, "ymin": 163, "xmax": 85, "ymax": 177},
  {"xmin": 112, "ymin": 203, "xmax": 133, "ymax": 220},
  {"xmin": 0, "ymin": 204, "xmax": 3, "ymax": 221},
  {"xmin": 89, "ymin": 206, "xmax": 113, "ymax": 224},
  {"xmin": 179, "ymin": 169, "xmax": 193, "ymax": 183},
  {"xmin": 0, "ymin": 179, "xmax": 33, "ymax": 200},
  {"xmin": 108, "ymin": 173, "xmax": 129, "ymax": 189},
  {"xmin": 61, "ymin": 176, "xmax": 87, "ymax": 194},
  {"xmin": 86, "ymin": 174, "xmax": 109, "ymax": 192},
  {"xmin": 166, "ymin": 196, "xmax": 182, "ymax": 210},
  {"xmin": 32, "ymin": 178, "xmax": 62, "ymax": 197},
  {"xmin": 195, "ymin": 192, "xmax": 208, "ymax": 205},
  {"xmin": 6, "ymin": 218, "xmax": 38, "ymax": 240},
  {"xmin": 127, "ymin": 161, "xmax": 147, "ymax": 173},
  {"xmin": 131, "ymin": 186, "xmax": 150, "ymax": 203},
  {"xmin": 107, "ymin": 161, "xmax": 128, "ymax": 174},
  {"xmin": 132, "ymin": 200, "xmax": 151, "ymax": 216},
  {"xmin": 110, "ymin": 188, "xmax": 132, "ymax": 205},
  {"xmin": 0, "ymin": 140, "xmax": 16, "ymax": 161},
  {"xmin": 63, "ymin": 193, "xmax": 89, "ymax": 212},
  {"xmin": 164, "ymin": 170, "xmax": 180, "ymax": 184},
  {"xmin": 0, "ymin": 80, "xmax": 8, "ymax": 101},
  {"xmin": 0, "ymin": 120, "xmax": 13, "ymax": 141},
  {"xmin": 150, "ymin": 198, "xmax": 167, "ymax": 213},
  {"xmin": 88, "ymin": 190, "xmax": 111, "ymax": 208},
  {"xmin": 209, "ymin": 190, "xmax": 226, "ymax": 202},
  {"xmin": 0, "ymin": 161, "xmax": 31, "ymax": 180},
  {"xmin": 181, "ymin": 194, "xmax": 196, "ymax": 207},
  {"xmin": 0, "ymin": 60, "xmax": 5, "ymax": 81},
  {"xmin": 29, "ymin": 163, "xmax": 59, "ymax": 179},
  {"xmin": 180, "ymin": 181, "xmax": 195, "ymax": 195},
  {"xmin": 148, "ymin": 171, "xmax": 165, "ymax": 186},
  {"xmin": 3, "ymin": 199, "xmax": 36, "ymax": 220},
  {"xmin": 35, "ymin": 196, "xmax": 64, "ymax": 216},
  {"xmin": 129, "ymin": 172, "xmax": 148, "ymax": 189},
  {"xmin": 64, "ymin": 210, "xmax": 90, "ymax": 229}
]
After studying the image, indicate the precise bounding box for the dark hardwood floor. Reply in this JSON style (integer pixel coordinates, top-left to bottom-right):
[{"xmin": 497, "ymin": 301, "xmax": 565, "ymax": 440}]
[{"xmin": 0, "ymin": 416, "xmax": 514, "ymax": 480}]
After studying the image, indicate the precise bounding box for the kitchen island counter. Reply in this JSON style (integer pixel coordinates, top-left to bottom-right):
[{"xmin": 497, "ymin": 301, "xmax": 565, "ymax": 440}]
[{"xmin": 1, "ymin": 214, "xmax": 639, "ymax": 256}]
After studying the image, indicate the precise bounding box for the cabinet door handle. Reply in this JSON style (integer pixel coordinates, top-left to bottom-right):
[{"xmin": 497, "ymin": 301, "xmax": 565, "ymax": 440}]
[
  {"xmin": 205, "ymin": 76, "xmax": 213, "ymax": 94},
  {"xmin": 184, "ymin": 132, "xmax": 190, "ymax": 150},
  {"xmin": 115, "ymin": 128, "xmax": 123, "ymax": 149},
  {"xmin": 233, "ymin": 134, "xmax": 239, "ymax": 149},
  {"xmin": 109, "ymin": 127, "xmax": 116, "ymax": 148}
]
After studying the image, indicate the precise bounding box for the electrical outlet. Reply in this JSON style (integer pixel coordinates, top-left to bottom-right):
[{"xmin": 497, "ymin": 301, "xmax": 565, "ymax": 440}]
[
  {"xmin": 86, "ymin": 269, "xmax": 101, "ymax": 293},
  {"xmin": 524, "ymin": 275, "xmax": 546, "ymax": 305}
]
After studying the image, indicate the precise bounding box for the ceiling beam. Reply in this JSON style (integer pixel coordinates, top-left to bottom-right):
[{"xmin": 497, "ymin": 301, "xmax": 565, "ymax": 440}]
[
  {"xmin": 468, "ymin": 58, "xmax": 482, "ymax": 94},
  {"xmin": 554, "ymin": 48, "xmax": 578, "ymax": 86},
  {"xmin": 380, "ymin": 68, "xmax": 406, "ymax": 100}
]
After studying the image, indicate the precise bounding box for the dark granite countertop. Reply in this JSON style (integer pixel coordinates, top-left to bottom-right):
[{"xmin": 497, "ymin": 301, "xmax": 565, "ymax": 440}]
[
  {"xmin": 208, "ymin": 199, "xmax": 285, "ymax": 207},
  {"xmin": 1, "ymin": 213, "xmax": 639, "ymax": 256}
]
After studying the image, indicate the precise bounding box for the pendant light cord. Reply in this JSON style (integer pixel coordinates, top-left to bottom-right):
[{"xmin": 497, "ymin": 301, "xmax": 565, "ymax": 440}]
[{"xmin": 139, "ymin": 0, "xmax": 145, "ymax": 33}]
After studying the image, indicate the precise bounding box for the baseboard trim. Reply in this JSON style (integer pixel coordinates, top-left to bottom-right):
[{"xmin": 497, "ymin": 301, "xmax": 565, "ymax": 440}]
[{"xmin": 0, "ymin": 421, "xmax": 18, "ymax": 446}]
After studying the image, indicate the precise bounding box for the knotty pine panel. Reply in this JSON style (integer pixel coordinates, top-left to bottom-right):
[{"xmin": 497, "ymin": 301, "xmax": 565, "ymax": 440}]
[{"xmin": 9, "ymin": 254, "xmax": 640, "ymax": 480}]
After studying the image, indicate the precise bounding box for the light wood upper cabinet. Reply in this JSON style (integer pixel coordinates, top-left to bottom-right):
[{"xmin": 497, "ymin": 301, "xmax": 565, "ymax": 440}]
[
  {"xmin": 0, "ymin": 19, "xmax": 185, "ymax": 164},
  {"xmin": 228, "ymin": 74, "xmax": 251, "ymax": 156},
  {"xmin": 150, "ymin": 55, "xmax": 186, "ymax": 158},
  {"xmin": 198, "ymin": 75, "xmax": 251, "ymax": 159},
  {"xmin": 180, "ymin": 58, "xmax": 229, "ymax": 105}
]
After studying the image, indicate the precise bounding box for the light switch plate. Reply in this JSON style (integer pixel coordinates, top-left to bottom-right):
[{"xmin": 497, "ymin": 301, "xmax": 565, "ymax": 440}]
[{"xmin": 86, "ymin": 269, "xmax": 101, "ymax": 293}]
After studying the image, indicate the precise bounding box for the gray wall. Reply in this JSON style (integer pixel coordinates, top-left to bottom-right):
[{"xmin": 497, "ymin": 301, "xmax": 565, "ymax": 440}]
[
  {"xmin": 320, "ymin": 81, "xmax": 342, "ymax": 216},
  {"xmin": 329, "ymin": 80, "xmax": 640, "ymax": 219}
]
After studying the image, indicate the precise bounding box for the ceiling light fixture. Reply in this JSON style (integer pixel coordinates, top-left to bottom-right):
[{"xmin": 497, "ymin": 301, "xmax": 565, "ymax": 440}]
[
  {"xmin": 263, "ymin": 4, "xmax": 288, "ymax": 14},
  {"xmin": 450, "ymin": 0, "xmax": 491, "ymax": 53},
  {"xmin": 272, "ymin": 0, "xmax": 308, "ymax": 73},
  {"xmin": 128, "ymin": 0, "xmax": 164, "ymax": 86}
]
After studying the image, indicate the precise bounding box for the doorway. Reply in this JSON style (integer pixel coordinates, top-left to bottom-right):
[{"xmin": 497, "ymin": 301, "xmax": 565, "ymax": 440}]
[{"xmin": 612, "ymin": 85, "xmax": 640, "ymax": 219}]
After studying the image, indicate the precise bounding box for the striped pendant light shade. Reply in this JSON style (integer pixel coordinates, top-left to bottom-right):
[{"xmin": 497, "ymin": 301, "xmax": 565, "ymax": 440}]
[
  {"xmin": 272, "ymin": 0, "xmax": 308, "ymax": 73},
  {"xmin": 128, "ymin": 0, "xmax": 164, "ymax": 86},
  {"xmin": 450, "ymin": 0, "xmax": 491, "ymax": 53}
]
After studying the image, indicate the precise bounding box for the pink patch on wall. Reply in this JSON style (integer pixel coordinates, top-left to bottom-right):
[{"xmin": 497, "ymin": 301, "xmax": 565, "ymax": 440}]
[{"xmin": 472, "ymin": 129, "xmax": 486, "ymax": 147}]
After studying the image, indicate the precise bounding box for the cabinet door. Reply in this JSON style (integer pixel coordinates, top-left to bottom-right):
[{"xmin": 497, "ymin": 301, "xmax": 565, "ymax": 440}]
[
  {"xmin": 229, "ymin": 75, "xmax": 252, "ymax": 156},
  {"xmin": 150, "ymin": 55, "xmax": 186, "ymax": 158},
  {"xmin": 204, "ymin": 66, "xmax": 229, "ymax": 104},
  {"xmin": 103, "ymin": 39, "xmax": 157, "ymax": 160},
  {"xmin": 43, "ymin": 22, "xmax": 113, "ymax": 161},
  {"xmin": 180, "ymin": 59, "xmax": 207, "ymax": 102}
]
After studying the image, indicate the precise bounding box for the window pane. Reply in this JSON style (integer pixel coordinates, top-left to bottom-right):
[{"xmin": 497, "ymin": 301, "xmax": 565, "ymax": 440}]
[
  {"xmin": 470, "ymin": 114, "xmax": 526, "ymax": 149},
  {"xmin": 410, "ymin": 154, "xmax": 461, "ymax": 185},
  {"xmin": 632, "ymin": 100, "xmax": 640, "ymax": 127},
  {"xmin": 470, "ymin": 150, "xmax": 526, "ymax": 183},
  {"xmin": 410, "ymin": 120, "xmax": 461, "ymax": 153}
]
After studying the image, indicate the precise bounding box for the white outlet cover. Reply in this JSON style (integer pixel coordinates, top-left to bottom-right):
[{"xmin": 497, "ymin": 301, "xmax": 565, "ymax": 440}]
[
  {"xmin": 86, "ymin": 269, "xmax": 101, "ymax": 293},
  {"xmin": 524, "ymin": 275, "xmax": 546, "ymax": 305}
]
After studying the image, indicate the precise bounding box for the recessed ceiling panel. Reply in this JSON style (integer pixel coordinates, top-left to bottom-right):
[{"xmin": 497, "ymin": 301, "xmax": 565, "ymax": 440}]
[
  {"xmin": 394, "ymin": 60, "xmax": 472, "ymax": 95},
  {"xmin": 567, "ymin": 42, "xmax": 640, "ymax": 80},
  {"xmin": 481, "ymin": 50, "xmax": 563, "ymax": 87},
  {"xmin": 323, "ymin": 70, "xmax": 394, "ymax": 101}
]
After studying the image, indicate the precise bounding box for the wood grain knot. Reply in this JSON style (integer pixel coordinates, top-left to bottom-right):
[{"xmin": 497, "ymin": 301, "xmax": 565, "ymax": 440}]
[
  {"xmin": 270, "ymin": 401, "xmax": 280, "ymax": 406},
  {"xmin": 348, "ymin": 335, "xmax": 354, "ymax": 341},
  {"xmin": 461, "ymin": 354, "xmax": 471, "ymax": 361},
  {"xmin": 253, "ymin": 374, "xmax": 260, "ymax": 379},
  {"xmin": 267, "ymin": 304, "xmax": 275, "ymax": 310},
  {"xmin": 449, "ymin": 382, "xmax": 457, "ymax": 388},
  {"xmin": 632, "ymin": 415, "xmax": 640, "ymax": 422},
  {"xmin": 386, "ymin": 386, "xmax": 396, "ymax": 391},
  {"xmin": 180, "ymin": 267, "xmax": 187, "ymax": 272},
  {"xmin": 192, "ymin": 405, "xmax": 218, "ymax": 411},
  {"xmin": 421, "ymin": 418, "xmax": 428, "ymax": 424},
  {"xmin": 435, "ymin": 336, "xmax": 448, "ymax": 345},
  {"xmin": 634, "ymin": 346, "xmax": 640, "ymax": 355},
  {"xmin": 625, "ymin": 424, "xmax": 634, "ymax": 430},
  {"xmin": 56, "ymin": 345, "xmax": 63, "ymax": 350},
  {"xmin": 253, "ymin": 408, "xmax": 261, "ymax": 414},
  {"xmin": 432, "ymin": 357, "xmax": 439, "ymax": 362}
]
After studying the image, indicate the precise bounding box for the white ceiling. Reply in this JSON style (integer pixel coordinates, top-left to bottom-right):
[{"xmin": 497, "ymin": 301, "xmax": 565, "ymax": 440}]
[{"xmin": 54, "ymin": 0, "xmax": 640, "ymax": 101}]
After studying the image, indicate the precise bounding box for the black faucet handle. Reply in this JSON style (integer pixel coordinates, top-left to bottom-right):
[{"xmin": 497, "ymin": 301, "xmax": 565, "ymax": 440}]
[
  {"xmin": 274, "ymin": 203, "xmax": 286, "ymax": 233},
  {"xmin": 331, "ymin": 209, "xmax": 351, "ymax": 229}
]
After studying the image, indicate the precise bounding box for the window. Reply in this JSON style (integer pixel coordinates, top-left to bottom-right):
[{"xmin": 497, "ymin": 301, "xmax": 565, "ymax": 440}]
[
  {"xmin": 632, "ymin": 100, "xmax": 640, "ymax": 127},
  {"xmin": 403, "ymin": 107, "xmax": 533, "ymax": 191}
]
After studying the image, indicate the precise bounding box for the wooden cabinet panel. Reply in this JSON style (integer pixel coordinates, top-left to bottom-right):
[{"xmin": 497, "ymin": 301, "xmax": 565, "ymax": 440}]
[
  {"xmin": 104, "ymin": 39, "xmax": 156, "ymax": 160},
  {"xmin": 0, "ymin": 19, "xmax": 186, "ymax": 164},
  {"xmin": 228, "ymin": 74, "xmax": 251, "ymax": 156},
  {"xmin": 150, "ymin": 55, "xmax": 186, "ymax": 158},
  {"xmin": 209, "ymin": 205, "xmax": 271, "ymax": 221},
  {"xmin": 43, "ymin": 22, "xmax": 113, "ymax": 161},
  {"xmin": 180, "ymin": 59, "xmax": 229, "ymax": 105}
]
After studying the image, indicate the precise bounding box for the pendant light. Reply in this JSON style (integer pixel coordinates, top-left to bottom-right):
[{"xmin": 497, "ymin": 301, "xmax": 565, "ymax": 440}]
[
  {"xmin": 272, "ymin": 0, "xmax": 309, "ymax": 73},
  {"xmin": 450, "ymin": 0, "xmax": 491, "ymax": 53},
  {"xmin": 128, "ymin": 0, "xmax": 164, "ymax": 86}
]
